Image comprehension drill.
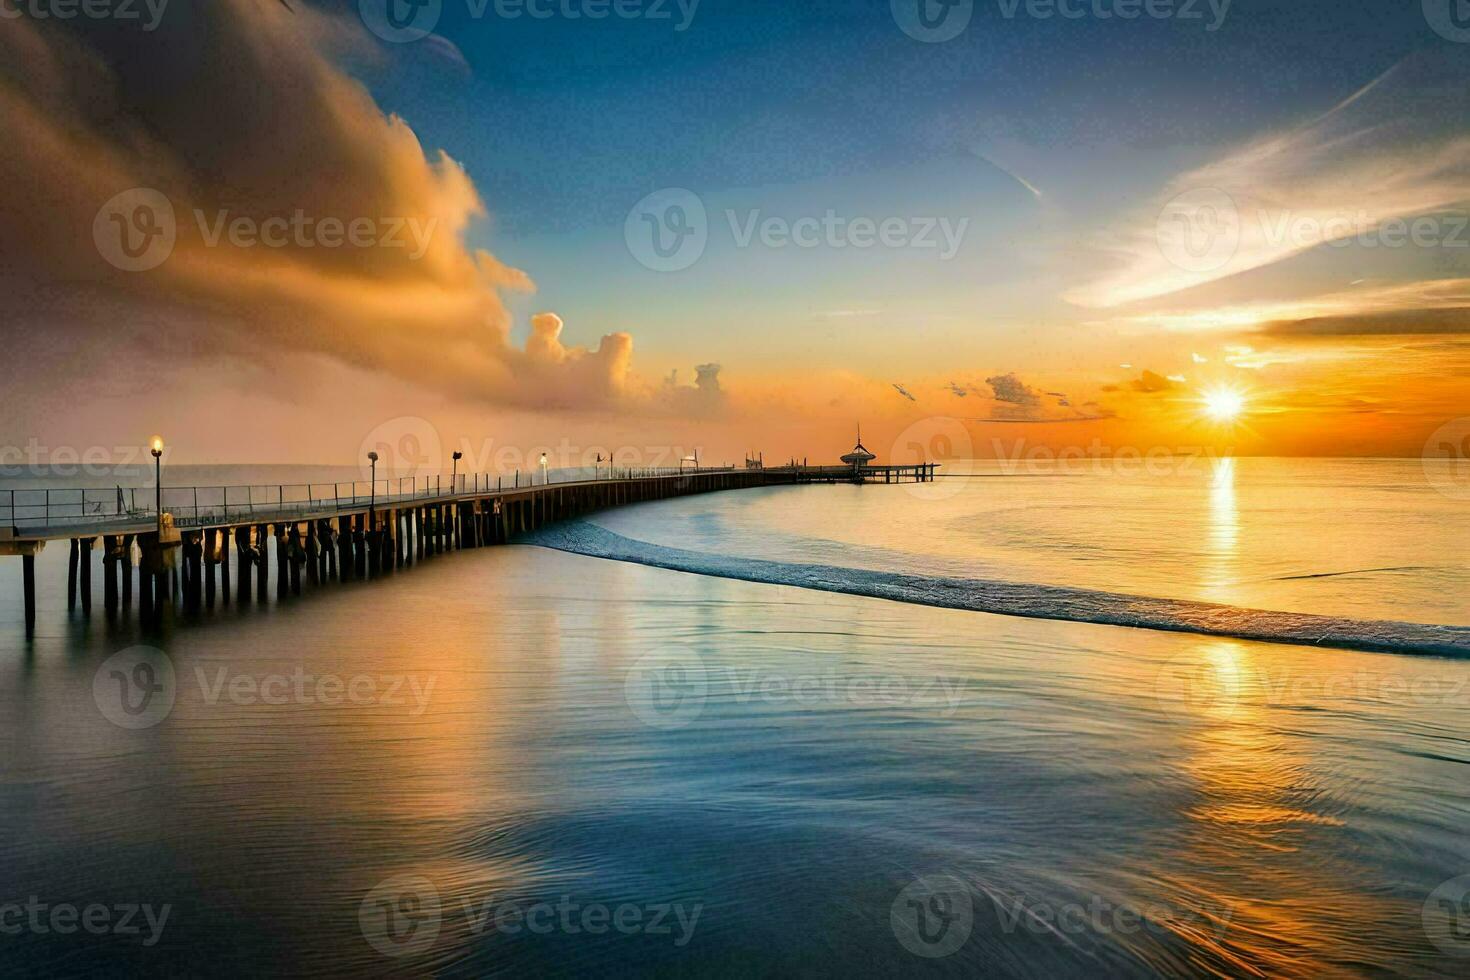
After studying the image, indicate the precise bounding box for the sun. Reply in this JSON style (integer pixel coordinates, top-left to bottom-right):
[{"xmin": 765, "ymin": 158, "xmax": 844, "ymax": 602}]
[{"xmin": 1201, "ymin": 386, "xmax": 1246, "ymax": 422}]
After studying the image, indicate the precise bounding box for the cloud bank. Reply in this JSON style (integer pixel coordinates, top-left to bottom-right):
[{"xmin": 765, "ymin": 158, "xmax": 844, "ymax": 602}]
[{"xmin": 0, "ymin": 1, "xmax": 635, "ymax": 408}]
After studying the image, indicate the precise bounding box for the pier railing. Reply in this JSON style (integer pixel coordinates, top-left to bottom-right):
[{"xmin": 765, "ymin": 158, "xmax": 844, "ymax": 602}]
[{"xmin": 0, "ymin": 466, "xmax": 735, "ymax": 531}]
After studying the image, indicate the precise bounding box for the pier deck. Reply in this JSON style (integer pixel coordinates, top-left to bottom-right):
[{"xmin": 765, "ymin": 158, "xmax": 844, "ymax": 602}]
[{"xmin": 2, "ymin": 463, "xmax": 935, "ymax": 635}]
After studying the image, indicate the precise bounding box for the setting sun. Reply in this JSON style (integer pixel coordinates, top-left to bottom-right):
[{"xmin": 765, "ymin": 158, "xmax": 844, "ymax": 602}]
[{"xmin": 1202, "ymin": 387, "xmax": 1247, "ymax": 422}]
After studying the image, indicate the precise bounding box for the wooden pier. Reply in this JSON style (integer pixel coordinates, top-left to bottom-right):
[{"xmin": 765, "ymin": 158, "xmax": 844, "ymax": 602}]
[{"xmin": 1, "ymin": 463, "xmax": 934, "ymax": 636}]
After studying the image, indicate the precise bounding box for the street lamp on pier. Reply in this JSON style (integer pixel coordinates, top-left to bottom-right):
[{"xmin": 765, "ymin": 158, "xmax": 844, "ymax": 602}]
[
  {"xmin": 539, "ymin": 452, "xmax": 549, "ymax": 486},
  {"xmin": 367, "ymin": 451, "xmax": 378, "ymax": 524},
  {"xmin": 150, "ymin": 436, "xmax": 164, "ymax": 531},
  {"xmin": 451, "ymin": 451, "xmax": 463, "ymax": 493}
]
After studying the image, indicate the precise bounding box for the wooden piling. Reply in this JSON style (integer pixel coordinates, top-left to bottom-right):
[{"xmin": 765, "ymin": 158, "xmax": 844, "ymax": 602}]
[
  {"xmin": 319, "ymin": 520, "xmax": 333, "ymax": 581},
  {"xmin": 254, "ymin": 524, "xmax": 269, "ymax": 600},
  {"xmin": 219, "ymin": 529, "xmax": 231, "ymax": 605},
  {"xmin": 305, "ymin": 522, "xmax": 320, "ymax": 585},
  {"xmin": 121, "ymin": 535, "xmax": 134, "ymax": 608},
  {"xmin": 103, "ymin": 535, "xmax": 119, "ymax": 615},
  {"xmin": 22, "ymin": 554, "xmax": 35, "ymax": 637},
  {"xmin": 235, "ymin": 526, "xmax": 252, "ymax": 603},
  {"xmin": 139, "ymin": 539, "xmax": 154, "ymax": 618},
  {"xmin": 275, "ymin": 526, "xmax": 289, "ymax": 600},
  {"xmin": 79, "ymin": 537, "xmax": 93, "ymax": 615},
  {"xmin": 335, "ymin": 516, "xmax": 350, "ymax": 581},
  {"xmin": 67, "ymin": 538, "xmax": 79, "ymax": 611},
  {"xmin": 185, "ymin": 533, "xmax": 202, "ymax": 611},
  {"xmin": 203, "ymin": 529, "xmax": 217, "ymax": 608},
  {"xmin": 353, "ymin": 514, "xmax": 367, "ymax": 579}
]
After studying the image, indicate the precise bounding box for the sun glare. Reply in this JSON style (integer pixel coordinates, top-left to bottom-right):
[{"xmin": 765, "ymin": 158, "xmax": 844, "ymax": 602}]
[{"xmin": 1202, "ymin": 387, "xmax": 1246, "ymax": 422}]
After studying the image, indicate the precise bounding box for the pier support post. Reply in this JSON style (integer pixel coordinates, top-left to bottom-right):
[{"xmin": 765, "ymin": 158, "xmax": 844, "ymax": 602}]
[
  {"xmin": 22, "ymin": 554, "xmax": 36, "ymax": 638},
  {"xmin": 353, "ymin": 515, "xmax": 367, "ymax": 579},
  {"xmin": 335, "ymin": 517, "xmax": 350, "ymax": 581},
  {"xmin": 138, "ymin": 533, "xmax": 163, "ymax": 626},
  {"xmin": 79, "ymin": 537, "xmax": 93, "ymax": 615},
  {"xmin": 380, "ymin": 514, "xmax": 395, "ymax": 575},
  {"xmin": 255, "ymin": 524, "xmax": 269, "ymax": 600},
  {"xmin": 273, "ymin": 526, "xmax": 287, "ymax": 599},
  {"xmin": 67, "ymin": 538, "xmax": 79, "ymax": 611},
  {"xmin": 235, "ymin": 526, "xmax": 252, "ymax": 603},
  {"xmin": 139, "ymin": 550, "xmax": 154, "ymax": 619},
  {"xmin": 324, "ymin": 520, "xmax": 336, "ymax": 581},
  {"xmin": 121, "ymin": 535, "xmax": 134, "ymax": 608},
  {"xmin": 104, "ymin": 535, "xmax": 119, "ymax": 616},
  {"xmin": 288, "ymin": 524, "xmax": 303, "ymax": 596},
  {"xmin": 203, "ymin": 530, "xmax": 217, "ymax": 609},
  {"xmin": 185, "ymin": 533, "xmax": 202, "ymax": 611},
  {"xmin": 305, "ymin": 522, "xmax": 319, "ymax": 586},
  {"xmin": 220, "ymin": 530, "xmax": 231, "ymax": 606}
]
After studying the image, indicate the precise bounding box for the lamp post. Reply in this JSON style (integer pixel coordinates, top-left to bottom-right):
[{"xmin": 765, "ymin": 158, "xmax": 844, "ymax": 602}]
[
  {"xmin": 150, "ymin": 436, "xmax": 164, "ymax": 531},
  {"xmin": 539, "ymin": 452, "xmax": 548, "ymax": 486},
  {"xmin": 451, "ymin": 451, "xmax": 462, "ymax": 493},
  {"xmin": 367, "ymin": 451, "xmax": 378, "ymax": 520}
]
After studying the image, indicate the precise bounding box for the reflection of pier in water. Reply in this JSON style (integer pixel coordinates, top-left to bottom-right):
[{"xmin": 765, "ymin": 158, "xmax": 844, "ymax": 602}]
[{"xmin": 1, "ymin": 463, "xmax": 935, "ymax": 636}]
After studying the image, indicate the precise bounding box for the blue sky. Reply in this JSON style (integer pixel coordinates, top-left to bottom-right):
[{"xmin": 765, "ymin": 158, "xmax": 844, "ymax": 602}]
[{"xmin": 339, "ymin": 0, "xmax": 1453, "ymax": 375}]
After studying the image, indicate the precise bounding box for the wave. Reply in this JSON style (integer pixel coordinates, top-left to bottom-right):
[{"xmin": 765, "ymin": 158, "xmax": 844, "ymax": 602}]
[{"xmin": 526, "ymin": 521, "xmax": 1470, "ymax": 658}]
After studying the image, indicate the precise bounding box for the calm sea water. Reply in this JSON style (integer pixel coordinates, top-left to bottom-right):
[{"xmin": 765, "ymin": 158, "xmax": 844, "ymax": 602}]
[{"xmin": 1, "ymin": 459, "xmax": 1467, "ymax": 977}]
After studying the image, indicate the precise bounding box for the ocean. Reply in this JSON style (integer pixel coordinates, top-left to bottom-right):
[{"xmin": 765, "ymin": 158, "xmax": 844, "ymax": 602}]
[{"xmin": 1, "ymin": 458, "xmax": 1467, "ymax": 977}]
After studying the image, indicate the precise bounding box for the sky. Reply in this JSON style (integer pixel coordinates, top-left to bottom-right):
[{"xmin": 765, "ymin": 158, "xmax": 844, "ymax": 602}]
[{"xmin": 1, "ymin": 0, "xmax": 1467, "ymax": 470}]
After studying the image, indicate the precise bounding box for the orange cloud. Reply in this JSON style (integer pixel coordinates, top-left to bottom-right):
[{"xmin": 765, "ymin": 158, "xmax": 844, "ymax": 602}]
[{"xmin": 0, "ymin": 2, "xmax": 646, "ymax": 411}]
